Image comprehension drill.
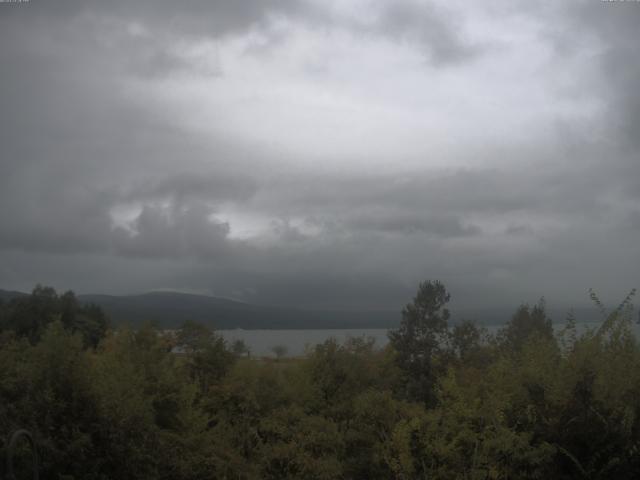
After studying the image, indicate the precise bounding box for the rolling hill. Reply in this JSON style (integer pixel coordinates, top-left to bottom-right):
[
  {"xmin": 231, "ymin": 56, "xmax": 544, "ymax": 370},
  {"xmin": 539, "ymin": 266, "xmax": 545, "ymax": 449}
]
[
  {"xmin": 1, "ymin": 289, "xmax": 608, "ymax": 329},
  {"xmin": 76, "ymin": 291, "xmax": 400, "ymax": 329}
]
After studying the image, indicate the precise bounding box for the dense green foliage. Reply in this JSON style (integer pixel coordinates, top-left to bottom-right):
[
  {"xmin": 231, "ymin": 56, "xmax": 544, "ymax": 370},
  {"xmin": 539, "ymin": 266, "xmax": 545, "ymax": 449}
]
[
  {"xmin": 0, "ymin": 285, "xmax": 108, "ymax": 347},
  {"xmin": 0, "ymin": 283, "xmax": 639, "ymax": 479}
]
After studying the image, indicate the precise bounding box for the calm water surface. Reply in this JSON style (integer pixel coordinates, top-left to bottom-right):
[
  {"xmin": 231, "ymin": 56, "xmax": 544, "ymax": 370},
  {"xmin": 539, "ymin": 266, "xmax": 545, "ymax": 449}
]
[{"xmin": 219, "ymin": 321, "xmax": 640, "ymax": 357}]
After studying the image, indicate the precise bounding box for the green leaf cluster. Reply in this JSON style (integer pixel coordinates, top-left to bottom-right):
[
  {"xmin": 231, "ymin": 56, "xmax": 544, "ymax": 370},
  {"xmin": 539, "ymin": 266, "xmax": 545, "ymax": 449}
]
[{"xmin": 0, "ymin": 283, "xmax": 639, "ymax": 479}]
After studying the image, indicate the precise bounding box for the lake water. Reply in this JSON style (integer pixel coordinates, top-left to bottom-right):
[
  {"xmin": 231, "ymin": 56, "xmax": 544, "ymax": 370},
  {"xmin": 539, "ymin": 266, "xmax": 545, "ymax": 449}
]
[{"xmin": 219, "ymin": 321, "xmax": 640, "ymax": 357}]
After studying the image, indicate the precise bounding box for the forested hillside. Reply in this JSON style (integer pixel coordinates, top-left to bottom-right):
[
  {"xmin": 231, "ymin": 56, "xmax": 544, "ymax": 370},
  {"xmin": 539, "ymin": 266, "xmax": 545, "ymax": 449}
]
[
  {"xmin": 0, "ymin": 289, "xmax": 400, "ymax": 329},
  {"xmin": 77, "ymin": 291, "xmax": 398, "ymax": 329},
  {"xmin": 0, "ymin": 282, "xmax": 638, "ymax": 479}
]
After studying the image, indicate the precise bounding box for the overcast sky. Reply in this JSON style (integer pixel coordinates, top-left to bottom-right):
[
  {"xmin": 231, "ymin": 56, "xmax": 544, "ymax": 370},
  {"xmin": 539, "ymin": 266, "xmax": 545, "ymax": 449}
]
[{"xmin": 0, "ymin": 0, "xmax": 638, "ymax": 311}]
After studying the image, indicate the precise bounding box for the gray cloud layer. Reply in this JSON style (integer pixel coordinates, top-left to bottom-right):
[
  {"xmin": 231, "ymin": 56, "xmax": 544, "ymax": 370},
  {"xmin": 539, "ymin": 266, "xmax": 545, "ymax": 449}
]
[{"xmin": 0, "ymin": 0, "xmax": 638, "ymax": 312}]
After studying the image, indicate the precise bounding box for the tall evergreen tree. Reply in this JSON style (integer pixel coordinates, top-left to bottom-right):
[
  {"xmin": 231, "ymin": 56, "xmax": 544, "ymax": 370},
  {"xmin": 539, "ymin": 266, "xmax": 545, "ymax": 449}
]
[{"xmin": 388, "ymin": 280, "xmax": 451, "ymax": 406}]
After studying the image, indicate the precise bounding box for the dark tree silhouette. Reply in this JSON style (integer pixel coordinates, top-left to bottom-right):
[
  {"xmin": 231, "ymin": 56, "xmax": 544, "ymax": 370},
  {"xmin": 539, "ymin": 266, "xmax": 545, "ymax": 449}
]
[{"xmin": 388, "ymin": 280, "xmax": 450, "ymax": 405}]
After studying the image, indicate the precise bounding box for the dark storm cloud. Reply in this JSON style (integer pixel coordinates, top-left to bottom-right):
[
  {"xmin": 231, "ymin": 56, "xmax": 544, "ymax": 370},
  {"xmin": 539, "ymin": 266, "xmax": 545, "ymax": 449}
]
[
  {"xmin": 365, "ymin": 1, "xmax": 480, "ymax": 65},
  {"xmin": 12, "ymin": 0, "xmax": 304, "ymax": 36},
  {"xmin": 547, "ymin": 2, "xmax": 640, "ymax": 223},
  {"xmin": 55, "ymin": 0, "xmax": 478, "ymax": 66},
  {"xmin": 504, "ymin": 224, "xmax": 534, "ymax": 236},
  {"xmin": 0, "ymin": 184, "xmax": 115, "ymax": 254},
  {"xmin": 18, "ymin": 0, "xmax": 480, "ymax": 69},
  {"xmin": 249, "ymin": 163, "xmax": 607, "ymax": 223},
  {"xmin": 0, "ymin": 3, "xmax": 263, "ymax": 254},
  {"xmin": 127, "ymin": 173, "xmax": 258, "ymax": 205},
  {"xmin": 628, "ymin": 211, "xmax": 640, "ymax": 230},
  {"xmin": 0, "ymin": 0, "xmax": 638, "ymax": 311},
  {"xmin": 347, "ymin": 212, "xmax": 481, "ymax": 237},
  {"xmin": 112, "ymin": 202, "xmax": 231, "ymax": 259},
  {"xmin": 547, "ymin": 1, "xmax": 640, "ymax": 153}
]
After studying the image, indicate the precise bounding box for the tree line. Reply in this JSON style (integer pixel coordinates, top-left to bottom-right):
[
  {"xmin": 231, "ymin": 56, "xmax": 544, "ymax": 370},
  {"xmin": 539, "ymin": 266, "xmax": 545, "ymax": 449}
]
[{"xmin": 0, "ymin": 281, "xmax": 638, "ymax": 479}]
